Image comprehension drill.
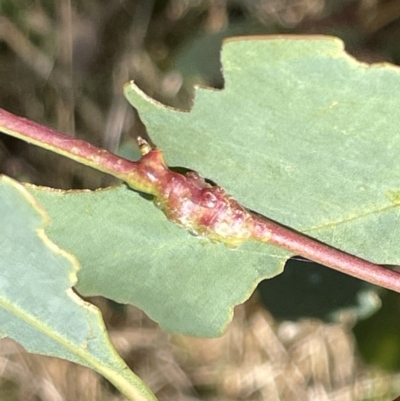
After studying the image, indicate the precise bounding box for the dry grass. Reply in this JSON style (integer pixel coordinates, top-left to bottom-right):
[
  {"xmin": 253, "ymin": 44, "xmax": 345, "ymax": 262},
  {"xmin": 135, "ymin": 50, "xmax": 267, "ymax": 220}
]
[{"xmin": 0, "ymin": 295, "xmax": 399, "ymax": 401}]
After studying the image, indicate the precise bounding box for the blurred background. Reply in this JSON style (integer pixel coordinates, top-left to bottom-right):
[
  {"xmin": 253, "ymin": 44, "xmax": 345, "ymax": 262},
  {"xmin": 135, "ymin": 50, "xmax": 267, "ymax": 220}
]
[{"xmin": 1, "ymin": 1, "xmax": 400, "ymax": 400}]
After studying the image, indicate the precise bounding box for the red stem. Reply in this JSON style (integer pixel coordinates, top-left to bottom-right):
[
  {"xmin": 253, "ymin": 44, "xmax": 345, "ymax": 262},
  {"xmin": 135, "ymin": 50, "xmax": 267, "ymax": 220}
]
[
  {"xmin": 253, "ymin": 216, "xmax": 400, "ymax": 292},
  {"xmin": 1, "ymin": 107, "xmax": 400, "ymax": 293},
  {"xmin": 0, "ymin": 108, "xmax": 139, "ymax": 180}
]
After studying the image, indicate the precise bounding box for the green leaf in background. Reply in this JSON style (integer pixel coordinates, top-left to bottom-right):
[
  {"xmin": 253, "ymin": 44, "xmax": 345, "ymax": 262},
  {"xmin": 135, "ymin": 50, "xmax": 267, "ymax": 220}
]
[
  {"xmin": 258, "ymin": 258, "xmax": 381, "ymax": 322},
  {"xmin": 0, "ymin": 175, "xmax": 156, "ymax": 401},
  {"xmin": 124, "ymin": 36, "xmax": 400, "ymax": 266},
  {"xmin": 29, "ymin": 184, "xmax": 288, "ymax": 337},
  {"xmin": 354, "ymin": 290, "xmax": 400, "ymax": 371}
]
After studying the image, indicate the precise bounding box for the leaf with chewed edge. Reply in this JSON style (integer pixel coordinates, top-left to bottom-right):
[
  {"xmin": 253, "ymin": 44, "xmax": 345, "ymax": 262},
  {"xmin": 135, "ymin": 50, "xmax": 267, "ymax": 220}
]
[{"xmin": 124, "ymin": 36, "xmax": 400, "ymax": 267}]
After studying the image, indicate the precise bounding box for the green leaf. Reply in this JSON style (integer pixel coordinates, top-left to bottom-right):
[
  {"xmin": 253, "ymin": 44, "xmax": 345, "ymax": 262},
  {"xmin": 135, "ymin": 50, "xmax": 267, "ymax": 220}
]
[
  {"xmin": 29, "ymin": 184, "xmax": 287, "ymax": 337},
  {"xmin": 258, "ymin": 258, "xmax": 380, "ymax": 321},
  {"xmin": 124, "ymin": 36, "xmax": 400, "ymax": 266},
  {"xmin": 354, "ymin": 290, "xmax": 400, "ymax": 371},
  {"xmin": 0, "ymin": 176, "xmax": 157, "ymax": 401}
]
